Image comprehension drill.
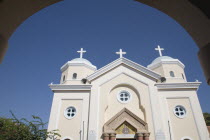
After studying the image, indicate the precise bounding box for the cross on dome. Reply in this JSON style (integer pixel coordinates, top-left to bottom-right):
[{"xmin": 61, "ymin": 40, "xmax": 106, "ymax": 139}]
[
  {"xmin": 155, "ymin": 45, "xmax": 164, "ymax": 56},
  {"xmin": 77, "ymin": 48, "xmax": 86, "ymax": 58},
  {"xmin": 116, "ymin": 49, "xmax": 126, "ymax": 58}
]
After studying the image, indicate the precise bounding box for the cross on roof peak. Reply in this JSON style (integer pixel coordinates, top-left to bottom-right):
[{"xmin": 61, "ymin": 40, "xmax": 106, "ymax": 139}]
[
  {"xmin": 155, "ymin": 45, "xmax": 164, "ymax": 56},
  {"xmin": 116, "ymin": 49, "xmax": 126, "ymax": 58},
  {"xmin": 77, "ymin": 48, "xmax": 86, "ymax": 58}
]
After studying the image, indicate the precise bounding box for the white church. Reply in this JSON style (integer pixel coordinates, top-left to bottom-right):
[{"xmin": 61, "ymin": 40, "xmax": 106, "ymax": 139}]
[{"xmin": 47, "ymin": 47, "xmax": 209, "ymax": 140}]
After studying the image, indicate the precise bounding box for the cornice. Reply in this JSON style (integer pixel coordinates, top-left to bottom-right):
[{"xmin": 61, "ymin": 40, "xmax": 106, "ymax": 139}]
[
  {"xmin": 61, "ymin": 62, "xmax": 97, "ymax": 72},
  {"xmin": 155, "ymin": 82, "xmax": 201, "ymax": 90},
  {"xmin": 147, "ymin": 59, "xmax": 185, "ymax": 69},
  {"xmin": 49, "ymin": 84, "xmax": 92, "ymax": 91},
  {"xmin": 87, "ymin": 57, "xmax": 161, "ymax": 81}
]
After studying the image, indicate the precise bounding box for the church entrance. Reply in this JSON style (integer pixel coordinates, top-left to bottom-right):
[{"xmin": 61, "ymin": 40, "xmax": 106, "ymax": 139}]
[
  {"xmin": 115, "ymin": 121, "xmax": 136, "ymax": 139},
  {"xmin": 103, "ymin": 108, "xmax": 150, "ymax": 140}
]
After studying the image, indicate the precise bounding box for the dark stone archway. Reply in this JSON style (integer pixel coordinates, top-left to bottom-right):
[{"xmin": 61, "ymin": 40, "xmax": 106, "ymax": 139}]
[
  {"xmin": 0, "ymin": 0, "xmax": 62, "ymax": 62},
  {"xmin": 135, "ymin": 0, "xmax": 210, "ymax": 85},
  {"xmin": 0, "ymin": 0, "xmax": 210, "ymax": 84}
]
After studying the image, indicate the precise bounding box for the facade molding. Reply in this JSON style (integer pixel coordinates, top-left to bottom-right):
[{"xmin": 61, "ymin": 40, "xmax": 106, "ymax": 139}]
[
  {"xmin": 165, "ymin": 77, "xmax": 183, "ymax": 79},
  {"xmin": 93, "ymin": 70, "xmax": 152, "ymax": 140},
  {"xmin": 87, "ymin": 57, "xmax": 161, "ymax": 81},
  {"xmin": 155, "ymin": 82, "xmax": 201, "ymax": 90},
  {"xmin": 116, "ymin": 134, "xmax": 135, "ymax": 138},
  {"xmin": 49, "ymin": 84, "xmax": 92, "ymax": 91},
  {"xmin": 103, "ymin": 108, "xmax": 148, "ymax": 133},
  {"xmin": 99, "ymin": 72, "xmax": 149, "ymax": 87}
]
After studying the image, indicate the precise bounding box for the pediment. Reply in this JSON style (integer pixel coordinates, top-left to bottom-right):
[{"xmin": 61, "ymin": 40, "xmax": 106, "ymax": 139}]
[
  {"xmin": 103, "ymin": 108, "xmax": 148, "ymax": 133},
  {"xmin": 87, "ymin": 57, "xmax": 161, "ymax": 82}
]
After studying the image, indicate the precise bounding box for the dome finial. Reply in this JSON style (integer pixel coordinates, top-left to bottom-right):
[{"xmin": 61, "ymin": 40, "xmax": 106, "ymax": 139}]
[
  {"xmin": 155, "ymin": 45, "xmax": 164, "ymax": 56},
  {"xmin": 77, "ymin": 48, "xmax": 86, "ymax": 58},
  {"xmin": 116, "ymin": 49, "xmax": 126, "ymax": 58}
]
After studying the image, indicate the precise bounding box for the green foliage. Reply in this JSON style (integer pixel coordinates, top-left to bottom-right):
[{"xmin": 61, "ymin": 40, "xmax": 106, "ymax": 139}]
[
  {"xmin": 0, "ymin": 111, "xmax": 60, "ymax": 140},
  {"xmin": 203, "ymin": 112, "xmax": 210, "ymax": 126}
]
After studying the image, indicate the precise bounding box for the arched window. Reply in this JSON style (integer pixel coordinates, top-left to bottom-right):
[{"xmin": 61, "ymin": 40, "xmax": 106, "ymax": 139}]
[
  {"xmin": 181, "ymin": 136, "xmax": 192, "ymax": 140},
  {"xmin": 62, "ymin": 137, "xmax": 72, "ymax": 140},
  {"xmin": 63, "ymin": 75, "xmax": 65, "ymax": 82},
  {"xmin": 170, "ymin": 71, "xmax": 175, "ymax": 77},
  {"xmin": 72, "ymin": 73, "xmax": 77, "ymax": 79}
]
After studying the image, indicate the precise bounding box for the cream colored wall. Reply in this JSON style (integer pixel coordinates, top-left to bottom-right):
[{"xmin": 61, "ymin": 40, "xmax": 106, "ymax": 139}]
[
  {"xmin": 47, "ymin": 92, "xmax": 90, "ymax": 140},
  {"xmin": 162, "ymin": 64, "xmax": 186, "ymax": 82},
  {"xmin": 101, "ymin": 75, "xmax": 145, "ymax": 123},
  {"xmin": 61, "ymin": 66, "xmax": 95, "ymax": 84},
  {"xmin": 158, "ymin": 90, "xmax": 210, "ymax": 140},
  {"xmin": 58, "ymin": 99, "xmax": 83, "ymax": 140},
  {"xmin": 60, "ymin": 69, "xmax": 68, "ymax": 83},
  {"xmin": 167, "ymin": 98, "xmax": 199, "ymax": 140},
  {"xmin": 151, "ymin": 64, "xmax": 186, "ymax": 83},
  {"xmin": 88, "ymin": 65, "xmax": 159, "ymax": 140},
  {"xmin": 49, "ymin": 60, "xmax": 210, "ymax": 140},
  {"xmin": 151, "ymin": 65, "xmax": 164, "ymax": 76}
]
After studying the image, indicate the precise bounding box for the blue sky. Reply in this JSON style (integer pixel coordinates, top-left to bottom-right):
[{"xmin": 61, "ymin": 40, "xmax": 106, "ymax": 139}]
[{"xmin": 1, "ymin": 0, "xmax": 210, "ymax": 123}]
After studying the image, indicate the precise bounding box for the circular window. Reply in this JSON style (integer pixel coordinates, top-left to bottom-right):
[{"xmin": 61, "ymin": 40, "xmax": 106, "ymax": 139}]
[
  {"xmin": 64, "ymin": 106, "xmax": 76, "ymax": 119},
  {"xmin": 174, "ymin": 105, "xmax": 186, "ymax": 118},
  {"xmin": 117, "ymin": 91, "xmax": 131, "ymax": 103}
]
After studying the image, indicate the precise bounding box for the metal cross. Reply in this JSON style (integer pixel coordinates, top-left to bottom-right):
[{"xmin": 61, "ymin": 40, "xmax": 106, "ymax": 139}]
[
  {"xmin": 155, "ymin": 45, "xmax": 164, "ymax": 56},
  {"xmin": 116, "ymin": 49, "xmax": 126, "ymax": 58},
  {"xmin": 77, "ymin": 48, "xmax": 86, "ymax": 58}
]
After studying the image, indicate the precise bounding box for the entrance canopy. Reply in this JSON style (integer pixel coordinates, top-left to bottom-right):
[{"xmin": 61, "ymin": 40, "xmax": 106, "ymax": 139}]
[{"xmin": 103, "ymin": 108, "xmax": 150, "ymax": 140}]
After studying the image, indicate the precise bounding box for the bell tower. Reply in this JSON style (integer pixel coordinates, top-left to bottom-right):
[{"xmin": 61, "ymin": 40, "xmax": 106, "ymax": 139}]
[
  {"xmin": 60, "ymin": 48, "xmax": 97, "ymax": 85},
  {"xmin": 147, "ymin": 46, "xmax": 186, "ymax": 83}
]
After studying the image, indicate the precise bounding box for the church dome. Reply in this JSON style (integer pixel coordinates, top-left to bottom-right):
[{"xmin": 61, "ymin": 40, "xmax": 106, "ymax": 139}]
[
  {"xmin": 69, "ymin": 58, "xmax": 93, "ymax": 65},
  {"xmin": 66, "ymin": 57, "xmax": 97, "ymax": 70},
  {"xmin": 151, "ymin": 56, "xmax": 174, "ymax": 64},
  {"xmin": 147, "ymin": 55, "xmax": 185, "ymax": 69},
  {"xmin": 60, "ymin": 48, "xmax": 97, "ymax": 72}
]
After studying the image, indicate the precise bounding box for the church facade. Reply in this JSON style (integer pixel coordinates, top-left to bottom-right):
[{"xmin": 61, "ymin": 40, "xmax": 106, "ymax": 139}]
[{"xmin": 47, "ymin": 47, "xmax": 209, "ymax": 140}]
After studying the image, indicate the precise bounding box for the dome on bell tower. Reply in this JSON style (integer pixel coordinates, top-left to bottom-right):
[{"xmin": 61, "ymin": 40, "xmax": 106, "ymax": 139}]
[
  {"xmin": 68, "ymin": 58, "xmax": 96, "ymax": 69},
  {"xmin": 151, "ymin": 56, "xmax": 174, "ymax": 64},
  {"xmin": 60, "ymin": 48, "xmax": 97, "ymax": 84},
  {"xmin": 147, "ymin": 45, "xmax": 186, "ymax": 83}
]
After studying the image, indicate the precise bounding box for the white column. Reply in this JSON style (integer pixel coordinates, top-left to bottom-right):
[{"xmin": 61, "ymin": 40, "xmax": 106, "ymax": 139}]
[{"xmin": 148, "ymin": 84, "xmax": 166, "ymax": 140}]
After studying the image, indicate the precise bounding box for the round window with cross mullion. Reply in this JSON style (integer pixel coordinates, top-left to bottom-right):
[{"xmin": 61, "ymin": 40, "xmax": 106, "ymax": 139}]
[
  {"xmin": 174, "ymin": 105, "xmax": 186, "ymax": 119},
  {"xmin": 64, "ymin": 106, "xmax": 76, "ymax": 119},
  {"xmin": 117, "ymin": 91, "xmax": 131, "ymax": 103}
]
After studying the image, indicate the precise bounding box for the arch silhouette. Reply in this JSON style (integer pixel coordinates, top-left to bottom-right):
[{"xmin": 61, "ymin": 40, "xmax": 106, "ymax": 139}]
[{"xmin": 0, "ymin": 0, "xmax": 209, "ymax": 84}]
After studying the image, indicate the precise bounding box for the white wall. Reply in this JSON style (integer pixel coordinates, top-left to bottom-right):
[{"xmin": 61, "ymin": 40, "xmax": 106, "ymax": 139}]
[{"xmin": 47, "ymin": 91, "xmax": 90, "ymax": 140}]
